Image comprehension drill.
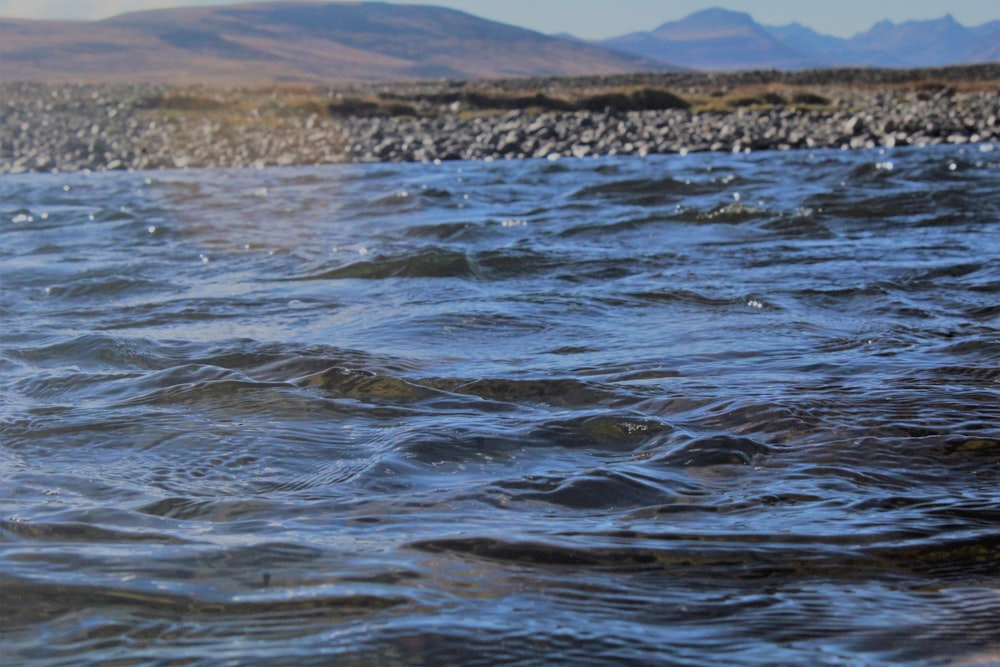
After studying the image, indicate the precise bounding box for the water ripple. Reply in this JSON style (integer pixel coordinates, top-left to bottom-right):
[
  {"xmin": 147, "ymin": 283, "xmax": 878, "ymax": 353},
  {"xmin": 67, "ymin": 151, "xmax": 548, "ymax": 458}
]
[{"xmin": 2, "ymin": 146, "xmax": 999, "ymax": 666}]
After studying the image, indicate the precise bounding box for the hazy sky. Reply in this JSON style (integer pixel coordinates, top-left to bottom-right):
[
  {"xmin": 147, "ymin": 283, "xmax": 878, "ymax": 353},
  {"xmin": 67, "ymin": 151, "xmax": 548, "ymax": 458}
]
[{"xmin": 1, "ymin": 0, "xmax": 996, "ymax": 38}]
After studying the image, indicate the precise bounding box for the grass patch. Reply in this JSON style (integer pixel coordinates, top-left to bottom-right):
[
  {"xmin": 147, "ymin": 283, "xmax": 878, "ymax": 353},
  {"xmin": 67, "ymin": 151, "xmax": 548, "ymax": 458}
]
[
  {"xmin": 574, "ymin": 87, "xmax": 690, "ymax": 112},
  {"xmin": 153, "ymin": 92, "xmax": 227, "ymax": 112},
  {"xmin": 687, "ymin": 85, "xmax": 837, "ymax": 114},
  {"xmin": 286, "ymin": 97, "xmax": 328, "ymax": 116},
  {"xmin": 328, "ymin": 96, "xmax": 419, "ymax": 117},
  {"xmin": 380, "ymin": 85, "xmax": 690, "ymax": 114},
  {"xmin": 791, "ymin": 91, "xmax": 831, "ymax": 106}
]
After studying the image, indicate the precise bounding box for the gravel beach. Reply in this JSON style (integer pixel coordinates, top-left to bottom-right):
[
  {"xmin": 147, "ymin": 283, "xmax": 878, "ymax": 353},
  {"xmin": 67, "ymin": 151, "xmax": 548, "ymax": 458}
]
[{"xmin": 2, "ymin": 65, "xmax": 998, "ymax": 174}]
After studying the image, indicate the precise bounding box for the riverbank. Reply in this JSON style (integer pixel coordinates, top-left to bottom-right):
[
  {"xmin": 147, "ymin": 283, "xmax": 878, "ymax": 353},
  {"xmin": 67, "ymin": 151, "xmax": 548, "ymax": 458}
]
[{"xmin": 2, "ymin": 64, "xmax": 998, "ymax": 174}]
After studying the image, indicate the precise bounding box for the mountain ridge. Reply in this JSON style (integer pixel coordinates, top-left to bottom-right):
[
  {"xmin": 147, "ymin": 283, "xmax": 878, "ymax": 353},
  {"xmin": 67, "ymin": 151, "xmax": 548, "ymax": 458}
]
[
  {"xmin": 602, "ymin": 8, "xmax": 999, "ymax": 71},
  {"xmin": 1, "ymin": 2, "xmax": 997, "ymax": 84}
]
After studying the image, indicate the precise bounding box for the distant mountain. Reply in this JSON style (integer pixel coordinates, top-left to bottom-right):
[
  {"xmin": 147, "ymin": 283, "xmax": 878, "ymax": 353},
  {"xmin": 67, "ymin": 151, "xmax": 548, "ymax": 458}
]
[
  {"xmin": 763, "ymin": 22, "xmax": 903, "ymax": 68},
  {"xmin": 604, "ymin": 9, "xmax": 811, "ymax": 71},
  {"xmin": 847, "ymin": 15, "xmax": 973, "ymax": 67},
  {"xmin": 602, "ymin": 8, "xmax": 1000, "ymax": 71},
  {"xmin": 0, "ymin": 1, "xmax": 672, "ymax": 84},
  {"xmin": 2, "ymin": 2, "xmax": 997, "ymax": 83},
  {"xmin": 969, "ymin": 22, "xmax": 1000, "ymax": 63}
]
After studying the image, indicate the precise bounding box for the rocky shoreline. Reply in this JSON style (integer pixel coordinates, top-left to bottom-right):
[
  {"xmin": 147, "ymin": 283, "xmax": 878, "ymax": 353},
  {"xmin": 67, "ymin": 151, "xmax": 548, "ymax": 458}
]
[{"xmin": 2, "ymin": 65, "xmax": 998, "ymax": 174}]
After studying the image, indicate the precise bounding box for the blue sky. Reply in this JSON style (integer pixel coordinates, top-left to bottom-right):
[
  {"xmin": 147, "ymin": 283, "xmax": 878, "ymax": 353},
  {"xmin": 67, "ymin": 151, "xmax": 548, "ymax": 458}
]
[{"xmin": 1, "ymin": 0, "xmax": 996, "ymax": 38}]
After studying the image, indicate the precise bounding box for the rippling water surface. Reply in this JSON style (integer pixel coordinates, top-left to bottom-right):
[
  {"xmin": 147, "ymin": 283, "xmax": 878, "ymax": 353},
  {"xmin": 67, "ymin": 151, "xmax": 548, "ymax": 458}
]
[{"xmin": 2, "ymin": 146, "xmax": 1000, "ymax": 666}]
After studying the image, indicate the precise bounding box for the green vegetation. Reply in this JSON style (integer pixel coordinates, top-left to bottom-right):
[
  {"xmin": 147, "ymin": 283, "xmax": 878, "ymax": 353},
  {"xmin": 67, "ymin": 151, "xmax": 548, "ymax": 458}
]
[
  {"xmin": 686, "ymin": 86, "xmax": 836, "ymax": 114},
  {"xmin": 327, "ymin": 96, "xmax": 419, "ymax": 117},
  {"xmin": 150, "ymin": 92, "xmax": 227, "ymax": 112},
  {"xmin": 381, "ymin": 85, "xmax": 692, "ymax": 115}
]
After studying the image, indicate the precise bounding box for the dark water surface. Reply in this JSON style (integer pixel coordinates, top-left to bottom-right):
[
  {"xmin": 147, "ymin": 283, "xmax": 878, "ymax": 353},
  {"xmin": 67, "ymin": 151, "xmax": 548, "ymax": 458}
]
[{"xmin": 2, "ymin": 146, "xmax": 999, "ymax": 666}]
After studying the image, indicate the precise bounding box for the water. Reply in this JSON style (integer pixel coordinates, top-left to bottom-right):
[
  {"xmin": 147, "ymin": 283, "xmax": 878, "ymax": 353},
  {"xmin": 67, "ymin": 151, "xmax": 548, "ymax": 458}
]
[{"xmin": 2, "ymin": 146, "xmax": 999, "ymax": 666}]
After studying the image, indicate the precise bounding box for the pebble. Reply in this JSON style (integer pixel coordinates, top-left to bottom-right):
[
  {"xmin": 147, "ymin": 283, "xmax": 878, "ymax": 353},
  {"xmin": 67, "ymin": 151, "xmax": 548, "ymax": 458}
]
[
  {"xmin": 336, "ymin": 87, "xmax": 999, "ymax": 163},
  {"xmin": 2, "ymin": 65, "xmax": 999, "ymax": 174}
]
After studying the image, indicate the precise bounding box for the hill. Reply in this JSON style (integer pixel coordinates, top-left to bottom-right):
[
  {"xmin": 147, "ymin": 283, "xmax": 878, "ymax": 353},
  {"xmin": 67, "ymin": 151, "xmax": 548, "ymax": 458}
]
[{"xmin": 0, "ymin": 1, "xmax": 672, "ymax": 84}]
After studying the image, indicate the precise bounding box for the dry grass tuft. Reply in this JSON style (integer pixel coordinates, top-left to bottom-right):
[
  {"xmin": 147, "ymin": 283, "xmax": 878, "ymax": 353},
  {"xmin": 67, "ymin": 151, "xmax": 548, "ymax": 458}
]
[{"xmin": 155, "ymin": 93, "xmax": 227, "ymax": 112}]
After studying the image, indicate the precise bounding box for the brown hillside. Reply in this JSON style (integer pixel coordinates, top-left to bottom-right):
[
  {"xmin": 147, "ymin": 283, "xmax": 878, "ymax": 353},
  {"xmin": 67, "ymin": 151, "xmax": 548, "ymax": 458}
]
[{"xmin": 0, "ymin": 1, "xmax": 673, "ymax": 84}]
